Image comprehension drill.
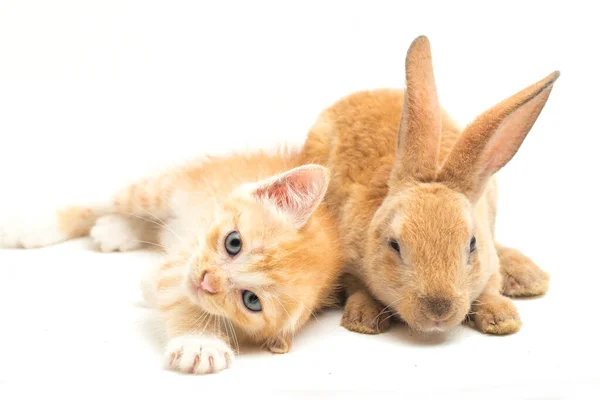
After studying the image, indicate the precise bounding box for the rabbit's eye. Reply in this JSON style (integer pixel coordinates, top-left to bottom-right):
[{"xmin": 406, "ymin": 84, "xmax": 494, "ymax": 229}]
[
  {"xmin": 389, "ymin": 239, "xmax": 401, "ymax": 254},
  {"xmin": 469, "ymin": 236, "xmax": 477, "ymax": 253}
]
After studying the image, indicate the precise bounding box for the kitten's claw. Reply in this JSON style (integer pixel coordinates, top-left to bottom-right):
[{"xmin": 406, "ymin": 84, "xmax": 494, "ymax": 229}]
[
  {"xmin": 341, "ymin": 291, "xmax": 392, "ymax": 334},
  {"xmin": 165, "ymin": 334, "xmax": 234, "ymax": 375},
  {"xmin": 90, "ymin": 214, "xmax": 142, "ymax": 252}
]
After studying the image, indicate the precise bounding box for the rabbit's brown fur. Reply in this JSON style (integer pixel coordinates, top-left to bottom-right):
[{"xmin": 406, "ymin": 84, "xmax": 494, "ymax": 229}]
[{"xmin": 300, "ymin": 35, "xmax": 557, "ymax": 335}]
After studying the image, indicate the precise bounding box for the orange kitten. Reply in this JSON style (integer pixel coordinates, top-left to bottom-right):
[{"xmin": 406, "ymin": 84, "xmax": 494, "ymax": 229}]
[{"xmin": 0, "ymin": 149, "xmax": 343, "ymax": 374}]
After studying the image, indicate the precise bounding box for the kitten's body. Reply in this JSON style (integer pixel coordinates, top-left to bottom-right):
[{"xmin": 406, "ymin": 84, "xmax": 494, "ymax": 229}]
[{"xmin": 1, "ymin": 148, "xmax": 343, "ymax": 374}]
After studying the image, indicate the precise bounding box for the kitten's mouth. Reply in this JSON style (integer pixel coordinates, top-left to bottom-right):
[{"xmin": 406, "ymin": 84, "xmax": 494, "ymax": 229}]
[{"xmin": 186, "ymin": 276, "xmax": 221, "ymax": 315}]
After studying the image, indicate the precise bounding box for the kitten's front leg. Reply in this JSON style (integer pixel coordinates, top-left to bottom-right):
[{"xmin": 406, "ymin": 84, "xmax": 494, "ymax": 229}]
[
  {"xmin": 264, "ymin": 333, "xmax": 292, "ymax": 354},
  {"xmin": 165, "ymin": 334, "xmax": 233, "ymax": 374},
  {"xmin": 160, "ymin": 299, "xmax": 234, "ymax": 375}
]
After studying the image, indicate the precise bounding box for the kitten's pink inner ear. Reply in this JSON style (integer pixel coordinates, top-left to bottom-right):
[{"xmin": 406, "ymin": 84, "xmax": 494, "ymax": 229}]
[
  {"xmin": 254, "ymin": 165, "xmax": 329, "ymax": 228},
  {"xmin": 256, "ymin": 174, "xmax": 309, "ymax": 210}
]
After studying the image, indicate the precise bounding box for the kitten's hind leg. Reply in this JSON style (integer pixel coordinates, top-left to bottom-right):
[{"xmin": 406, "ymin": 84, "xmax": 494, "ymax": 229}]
[
  {"xmin": 90, "ymin": 214, "xmax": 160, "ymax": 252},
  {"xmin": 0, "ymin": 205, "xmax": 101, "ymax": 249},
  {"xmin": 496, "ymin": 243, "xmax": 550, "ymax": 297},
  {"xmin": 0, "ymin": 161, "xmax": 181, "ymax": 249}
]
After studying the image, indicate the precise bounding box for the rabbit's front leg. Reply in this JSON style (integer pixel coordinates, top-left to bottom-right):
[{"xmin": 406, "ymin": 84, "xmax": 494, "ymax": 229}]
[
  {"xmin": 496, "ymin": 244, "xmax": 550, "ymax": 297},
  {"xmin": 341, "ymin": 274, "xmax": 393, "ymax": 334},
  {"xmin": 470, "ymin": 271, "xmax": 522, "ymax": 335}
]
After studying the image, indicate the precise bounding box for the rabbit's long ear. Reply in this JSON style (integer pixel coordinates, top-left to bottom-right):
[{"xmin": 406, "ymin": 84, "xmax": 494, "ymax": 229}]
[
  {"xmin": 392, "ymin": 35, "xmax": 442, "ymax": 183},
  {"xmin": 437, "ymin": 71, "xmax": 560, "ymax": 201}
]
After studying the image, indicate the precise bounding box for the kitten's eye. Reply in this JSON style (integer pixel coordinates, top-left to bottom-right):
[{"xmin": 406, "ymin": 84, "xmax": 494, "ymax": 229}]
[
  {"xmin": 225, "ymin": 231, "xmax": 242, "ymax": 256},
  {"xmin": 389, "ymin": 239, "xmax": 401, "ymax": 254},
  {"xmin": 470, "ymin": 236, "xmax": 477, "ymax": 253},
  {"xmin": 242, "ymin": 290, "xmax": 262, "ymax": 312}
]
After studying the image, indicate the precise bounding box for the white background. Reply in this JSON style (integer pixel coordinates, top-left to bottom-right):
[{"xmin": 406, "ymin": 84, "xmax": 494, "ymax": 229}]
[{"xmin": 1, "ymin": 1, "xmax": 598, "ymax": 399}]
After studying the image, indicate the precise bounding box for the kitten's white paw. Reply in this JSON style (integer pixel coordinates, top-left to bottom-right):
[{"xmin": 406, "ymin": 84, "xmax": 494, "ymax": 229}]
[
  {"xmin": 90, "ymin": 215, "xmax": 141, "ymax": 252},
  {"xmin": 0, "ymin": 214, "xmax": 67, "ymax": 249},
  {"xmin": 165, "ymin": 334, "xmax": 234, "ymax": 375}
]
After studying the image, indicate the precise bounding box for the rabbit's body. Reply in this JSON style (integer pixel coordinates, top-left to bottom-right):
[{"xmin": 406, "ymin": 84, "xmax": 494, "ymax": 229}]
[
  {"xmin": 304, "ymin": 89, "xmax": 499, "ymax": 284},
  {"xmin": 303, "ymin": 89, "xmax": 461, "ymax": 275},
  {"xmin": 300, "ymin": 37, "xmax": 556, "ymax": 335}
]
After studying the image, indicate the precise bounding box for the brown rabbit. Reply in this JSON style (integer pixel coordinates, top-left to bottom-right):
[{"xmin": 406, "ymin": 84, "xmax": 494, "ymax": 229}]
[{"xmin": 300, "ymin": 35, "xmax": 559, "ymax": 335}]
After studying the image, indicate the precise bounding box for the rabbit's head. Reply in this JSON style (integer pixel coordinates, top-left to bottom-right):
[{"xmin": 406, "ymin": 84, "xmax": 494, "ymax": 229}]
[{"xmin": 364, "ymin": 36, "xmax": 559, "ymax": 333}]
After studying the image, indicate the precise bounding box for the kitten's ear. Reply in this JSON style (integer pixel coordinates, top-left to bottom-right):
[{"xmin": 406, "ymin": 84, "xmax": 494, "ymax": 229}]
[{"xmin": 251, "ymin": 164, "xmax": 329, "ymax": 229}]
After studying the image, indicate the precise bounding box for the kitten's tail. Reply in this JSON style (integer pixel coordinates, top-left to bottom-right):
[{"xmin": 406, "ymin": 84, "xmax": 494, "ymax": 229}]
[
  {"xmin": 0, "ymin": 203, "xmax": 110, "ymax": 249},
  {"xmin": 1, "ymin": 168, "xmax": 176, "ymax": 249}
]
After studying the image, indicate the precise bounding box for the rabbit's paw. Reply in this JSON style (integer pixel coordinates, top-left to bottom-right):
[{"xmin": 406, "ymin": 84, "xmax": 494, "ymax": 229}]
[
  {"xmin": 471, "ymin": 295, "xmax": 522, "ymax": 335},
  {"xmin": 341, "ymin": 291, "xmax": 393, "ymax": 334},
  {"xmin": 498, "ymin": 247, "xmax": 549, "ymax": 297},
  {"xmin": 165, "ymin": 334, "xmax": 234, "ymax": 375}
]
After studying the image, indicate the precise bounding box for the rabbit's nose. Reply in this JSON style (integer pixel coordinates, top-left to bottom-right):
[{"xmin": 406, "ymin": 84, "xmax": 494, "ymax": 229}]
[{"xmin": 422, "ymin": 296, "xmax": 455, "ymax": 322}]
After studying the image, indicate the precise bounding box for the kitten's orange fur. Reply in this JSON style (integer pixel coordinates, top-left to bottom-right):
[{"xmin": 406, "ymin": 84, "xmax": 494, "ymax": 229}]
[{"xmin": 2, "ymin": 149, "xmax": 343, "ymax": 374}]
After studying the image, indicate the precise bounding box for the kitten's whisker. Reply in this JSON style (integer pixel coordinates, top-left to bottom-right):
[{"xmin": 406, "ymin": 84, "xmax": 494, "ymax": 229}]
[
  {"xmin": 157, "ymin": 193, "xmax": 199, "ymax": 238},
  {"xmin": 262, "ymin": 293, "xmax": 281, "ymax": 328},
  {"xmin": 131, "ymin": 204, "xmax": 183, "ymax": 243},
  {"xmin": 221, "ymin": 316, "xmax": 232, "ymax": 352},
  {"xmin": 192, "ymin": 310, "xmax": 210, "ymax": 333},
  {"xmin": 133, "ymin": 240, "xmax": 167, "ymax": 250},
  {"xmin": 227, "ymin": 318, "xmax": 240, "ymax": 355},
  {"xmin": 279, "ymin": 292, "xmax": 319, "ymax": 322},
  {"xmin": 265, "ymin": 295, "xmax": 277, "ymax": 327},
  {"xmin": 127, "ymin": 212, "xmax": 168, "ymax": 231},
  {"xmin": 199, "ymin": 314, "xmax": 214, "ymax": 337},
  {"xmin": 269, "ymin": 294, "xmax": 293, "ymax": 322}
]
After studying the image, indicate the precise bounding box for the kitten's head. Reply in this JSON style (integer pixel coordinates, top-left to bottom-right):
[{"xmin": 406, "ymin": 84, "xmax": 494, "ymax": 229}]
[{"xmin": 180, "ymin": 164, "xmax": 340, "ymax": 346}]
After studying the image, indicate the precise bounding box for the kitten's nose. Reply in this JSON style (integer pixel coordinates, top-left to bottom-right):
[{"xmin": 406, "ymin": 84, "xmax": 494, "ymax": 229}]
[
  {"xmin": 422, "ymin": 296, "xmax": 455, "ymax": 322},
  {"xmin": 199, "ymin": 271, "xmax": 221, "ymax": 294}
]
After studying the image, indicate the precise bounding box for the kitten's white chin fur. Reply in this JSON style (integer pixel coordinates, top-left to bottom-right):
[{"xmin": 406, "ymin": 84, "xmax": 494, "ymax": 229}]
[{"xmin": 165, "ymin": 334, "xmax": 234, "ymax": 374}]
